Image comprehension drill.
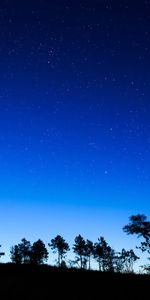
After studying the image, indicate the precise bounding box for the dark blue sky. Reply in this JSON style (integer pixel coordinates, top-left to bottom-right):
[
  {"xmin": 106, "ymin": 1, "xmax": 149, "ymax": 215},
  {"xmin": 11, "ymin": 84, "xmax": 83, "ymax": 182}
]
[{"xmin": 0, "ymin": 0, "xmax": 150, "ymax": 267}]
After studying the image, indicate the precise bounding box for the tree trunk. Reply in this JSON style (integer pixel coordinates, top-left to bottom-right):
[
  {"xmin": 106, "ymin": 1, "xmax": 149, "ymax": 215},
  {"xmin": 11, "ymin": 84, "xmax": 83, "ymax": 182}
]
[
  {"xmin": 80, "ymin": 255, "xmax": 82, "ymax": 268},
  {"xmin": 89, "ymin": 256, "xmax": 91, "ymax": 270},
  {"xmin": 58, "ymin": 251, "xmax": 60, "ymax": 267},
  {"xmin": 98, "ymin": 257, "xmax": 101, "ymax": 271}
]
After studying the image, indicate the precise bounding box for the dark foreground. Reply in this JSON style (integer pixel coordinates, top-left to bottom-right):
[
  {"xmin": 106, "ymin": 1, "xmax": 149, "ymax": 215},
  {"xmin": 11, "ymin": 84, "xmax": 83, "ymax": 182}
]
[{"xmin": 0, "ymin": 263, "xmax": 149, "ymax": 299}]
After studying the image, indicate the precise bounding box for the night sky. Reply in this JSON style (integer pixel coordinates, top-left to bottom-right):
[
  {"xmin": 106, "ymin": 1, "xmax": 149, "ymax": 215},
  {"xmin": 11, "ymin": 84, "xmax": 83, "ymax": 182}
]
[{"xmin": 0, "ymin": 0, "xmax": 150, "ymax": 267}]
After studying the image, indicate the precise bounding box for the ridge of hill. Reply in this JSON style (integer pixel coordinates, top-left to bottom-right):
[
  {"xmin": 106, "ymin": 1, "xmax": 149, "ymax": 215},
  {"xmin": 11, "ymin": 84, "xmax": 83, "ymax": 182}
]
[{"xmin": 0, "ymin": 263, "xmax": 149, "ymax": 299}]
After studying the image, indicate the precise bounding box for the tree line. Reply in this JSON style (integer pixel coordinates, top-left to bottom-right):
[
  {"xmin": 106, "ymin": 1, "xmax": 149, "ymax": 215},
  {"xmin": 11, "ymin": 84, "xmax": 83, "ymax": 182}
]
[{"xmin": 0, "ymin": 214, "xmax": 150, "ymax": 273}]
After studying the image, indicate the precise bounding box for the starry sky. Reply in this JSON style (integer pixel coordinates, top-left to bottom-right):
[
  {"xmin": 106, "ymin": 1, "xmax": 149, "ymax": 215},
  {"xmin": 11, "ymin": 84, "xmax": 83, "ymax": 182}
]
[{"xmin": 0, "ymin": 0, "xmax": 150, "ymax": 267}]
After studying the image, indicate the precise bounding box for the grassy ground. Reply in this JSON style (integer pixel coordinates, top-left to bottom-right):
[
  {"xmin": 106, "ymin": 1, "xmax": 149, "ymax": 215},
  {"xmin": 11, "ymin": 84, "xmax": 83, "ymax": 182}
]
[{"xmin": 0, "ymin": 263, "xmax": 149, "ymax": 299}]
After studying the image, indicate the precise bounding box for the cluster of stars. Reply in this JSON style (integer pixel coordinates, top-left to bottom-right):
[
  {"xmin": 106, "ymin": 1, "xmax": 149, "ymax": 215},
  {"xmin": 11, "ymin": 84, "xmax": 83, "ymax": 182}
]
[{"xmin": 0, "ymin": 1, "xmax": 150, "ymax": 188}]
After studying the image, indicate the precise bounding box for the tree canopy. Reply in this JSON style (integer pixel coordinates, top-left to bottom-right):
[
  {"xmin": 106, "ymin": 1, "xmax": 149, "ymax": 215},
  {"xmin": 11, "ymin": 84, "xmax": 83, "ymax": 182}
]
[{"xmin": 123, "ymin": 214, "xmax": 150, "ymax": 254}]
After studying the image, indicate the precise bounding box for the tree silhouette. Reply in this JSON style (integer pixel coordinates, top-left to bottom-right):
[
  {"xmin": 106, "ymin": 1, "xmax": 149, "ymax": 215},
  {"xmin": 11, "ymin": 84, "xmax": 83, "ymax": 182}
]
[
  {"xmin": 123, "ymin": 214, "xmax": 150, "ymax": 254},
  {"xmin": 93, "ymin": 238, "xmax": 103, "ymax": 271},
  {"xmin": 94, "ymin": 237, "xmax": 114, "ymax": 272},
  {"xmin": 49, "ymin": 235, "xmax": 70, "ymax": 267},
  {"xmin": 10, "ymin": 238, "xmax": 31, "ymax": 264},
  {"xmin": 112, "ymin": 251, "xmax": 124, "ymax": 273},
  {"xmin": 19, "ymin": 238, "xmax": 32, "ymax": 264},
  {"xmin": 0, "ymin": 245, "xmax": 5, "ymax": 259},
  {"xmin": 120, "ymin": 248, "xmax": 139, "ymax": 273},
  {"xmin": 6, "ymin": 213, "xmax": 150, "ymax": 272},
  {"xmin": 10, "ymin": 245, "xmax": 22, "ymax": 264},
  {"xmin": 105, "ymin": 246, "xmax": 115, "ymax": 272},
  {"xmin": 85, "ymin": 240, "xmax": 94, "ymax": 270},
  {"xmin": 31, "ymin": 239, "xmax": 48, "ymax": 265},
  {"xmin": 73, "ymin": 235, "xmax": 87, "ymax": 268}
]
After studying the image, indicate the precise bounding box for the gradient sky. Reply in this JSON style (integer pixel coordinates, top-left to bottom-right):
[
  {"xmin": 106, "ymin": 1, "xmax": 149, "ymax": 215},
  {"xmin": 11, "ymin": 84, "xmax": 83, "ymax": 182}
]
[{"xmin": 0, "ymin": 0, "xmax": 150, "ymax": 268}]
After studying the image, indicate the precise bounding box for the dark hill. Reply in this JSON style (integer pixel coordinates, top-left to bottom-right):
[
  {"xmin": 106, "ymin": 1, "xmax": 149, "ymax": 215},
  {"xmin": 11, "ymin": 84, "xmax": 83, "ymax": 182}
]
[{"xmin": 0, "ymin": 263, "xmax": 149, "ymax": 299}]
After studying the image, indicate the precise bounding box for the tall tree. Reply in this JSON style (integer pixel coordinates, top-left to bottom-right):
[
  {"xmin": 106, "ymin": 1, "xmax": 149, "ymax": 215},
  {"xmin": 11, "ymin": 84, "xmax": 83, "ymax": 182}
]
[
  {"xmin": 18, "ymin": 238, "xmax": 32, "ymax": 264},
  {"xmin": 73, "ymin": 234, "xmax": 87, "ymax": 268},
  {"xmin": 120, "ymin": 248, "xmax": 139, "ymax": 273},
  {"xmin": 49, "ymin": 235, "xmax": 70, "ymax": 267},
  {"xmin": 31, "ymin": 239, "xmax": 49, "ymax": 265},
  {"xmin": 10, "ymin": 245, "xmax": 22, "ymax": 264},
  {"xmin": 85, "ymin": 240, "xmax": 94, "ymax": 270},
  {"xmin": 94, "ymin": 237, "xmax": 114, "ymax": 272},
  {"xmin": 93, "ymin": 238, "xmax": 103, "ymax": 271},
  {"xmin": 112, "ymin": 251, "xmax": 124, "ymax": 273}
]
